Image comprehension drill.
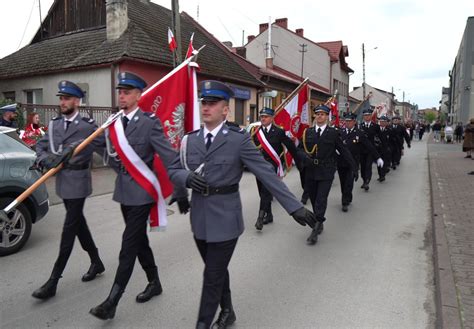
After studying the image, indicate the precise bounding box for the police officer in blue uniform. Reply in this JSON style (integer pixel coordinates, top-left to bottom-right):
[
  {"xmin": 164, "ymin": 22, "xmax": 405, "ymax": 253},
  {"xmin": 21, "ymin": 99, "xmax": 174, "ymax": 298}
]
[
  {"xmin": 168, "ymin": 80, "xmax": 316, "ymax": 329},
  {"xmin": 337, "ymin": 112, "xmax": 383, "ymax": 212},
  {"xmin": 89, "ymin": 72, "xmax": 188, "ymax": 320},
  {"xmin": 250, "ymin": 107, "xmax": 300, "ymax": 230},
  {"xmin": 32, "ymin": 81, "xmax": 105, "ymax": 300},
  {"xmin": 0, "ymin": 104, "xmax": 18, "ymax": 128},
  {"xmin": 299, "ymin": 105, "xmax": 356, "ymax": 245}
]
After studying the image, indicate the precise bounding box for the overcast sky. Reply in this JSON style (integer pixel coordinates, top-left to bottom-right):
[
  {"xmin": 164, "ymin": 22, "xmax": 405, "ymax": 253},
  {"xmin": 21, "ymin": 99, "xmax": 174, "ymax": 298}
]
[{"xmin": 1, "ymin": 0, "xmax": 473, "ymax": 109}]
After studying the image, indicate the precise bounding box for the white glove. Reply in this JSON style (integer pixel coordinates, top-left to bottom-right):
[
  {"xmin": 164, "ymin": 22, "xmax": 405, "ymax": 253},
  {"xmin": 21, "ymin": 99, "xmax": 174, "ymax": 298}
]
[{"xmin": 376, "ymin": 158, "xmax": 384, "ymax": 168}]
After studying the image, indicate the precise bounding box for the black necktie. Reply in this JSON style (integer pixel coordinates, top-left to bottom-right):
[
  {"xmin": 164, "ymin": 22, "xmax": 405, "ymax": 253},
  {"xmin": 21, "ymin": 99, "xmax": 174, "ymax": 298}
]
[
  {"xmin": 206, "ymin": 133, "xmax": 213, "ymax": 150},
  {"xmin": 65, "ymin": 120, "xmax": 71, "ymax": 131},
  {"xmin": 123, "ymin": 116, "xmax": 129, "ymax": 130},
  {"xmin": 317, "ymin": 127, "xmax": 322, "ymax": 137},
  {"xmin": 264, "ymin": 127, "xmax": 268, "ymax": 134}
]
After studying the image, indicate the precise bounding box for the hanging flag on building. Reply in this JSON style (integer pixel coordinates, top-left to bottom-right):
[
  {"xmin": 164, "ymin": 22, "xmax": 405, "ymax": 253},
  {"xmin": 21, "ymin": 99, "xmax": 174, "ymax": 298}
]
[
  {"xmin": 185, "ymin": 33, "xmax": 195, "ymax": 59},
  {"xmin": 168, "ymin": 27, "xmax": 177, "ymax": 52}
]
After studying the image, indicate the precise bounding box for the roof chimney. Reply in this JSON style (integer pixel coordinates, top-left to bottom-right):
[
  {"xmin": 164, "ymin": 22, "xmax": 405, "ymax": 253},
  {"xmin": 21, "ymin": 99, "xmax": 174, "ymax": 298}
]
[
  {"xmin": 259, "ymin": 23, "xmax": 269, "ymax": 34},
  {"xmin": 295, "ymin": 28, "xmax": 304, "ymax": 37},
  {"xmin": 247, "ymin": 35, "xmax": 256, "ymax": 43},
  {"xmin": 106, "ymin": 0, "xmax": 128, "ymax": 41},
  {"xmin": 235, "ymin": 46, "xmax": 247, "ymax": 58},
  {"xmin": 223, "ymin": 41, "xmax": 233, "ymax": 48},
  {"xmin": 275, "ymin": 18, "xmax": 288, "ymax": 29}
]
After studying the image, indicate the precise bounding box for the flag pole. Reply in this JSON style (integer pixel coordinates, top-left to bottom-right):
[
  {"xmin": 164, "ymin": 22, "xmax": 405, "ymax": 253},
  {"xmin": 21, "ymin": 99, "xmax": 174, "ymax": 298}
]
[
  {"xmin": 274, "ymin": 77, "xmax": 309, "ymax": 116},
  {"xmin": 0, "ymin": 111, "xmax": 123, "ymax": 219},
  {"xmin": 142, "ymin": 45, "xmax": 206, "ymax": 97},
  {"xmin": 351, "ymin": 91, "xmax": 372, "ymax": 114}
]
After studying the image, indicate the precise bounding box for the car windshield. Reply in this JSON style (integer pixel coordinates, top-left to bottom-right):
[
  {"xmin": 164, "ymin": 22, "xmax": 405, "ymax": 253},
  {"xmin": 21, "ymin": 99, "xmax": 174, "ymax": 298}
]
[{"xmin": 0, "ymin": 129, "xmax": 34, "ymax": 154}]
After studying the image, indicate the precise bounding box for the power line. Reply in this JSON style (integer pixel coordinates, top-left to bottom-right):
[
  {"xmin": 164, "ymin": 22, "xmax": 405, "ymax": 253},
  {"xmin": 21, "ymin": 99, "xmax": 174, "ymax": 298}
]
[{"xmin": 17, "ymin": 0, "xmax": 37, "ymax": 50}]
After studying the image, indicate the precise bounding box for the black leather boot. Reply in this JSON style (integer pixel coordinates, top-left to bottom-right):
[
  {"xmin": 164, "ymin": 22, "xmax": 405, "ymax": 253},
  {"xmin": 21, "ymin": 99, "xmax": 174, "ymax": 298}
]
[
  {"xmin": 255, "ymin": 210, "xmax": 265, "ymax": 231},
  {"xmin": 262, "ymin": 209, "xmax": 273, "ymax": 224},
  {"xmin": 89, "ymin": 284, "xmax": 123, "ymax": 320},
  {"xmin": 306, "ymin": 221, "xmax": 324, "ymax": 245},
  {"xmin": 136, "ymin": 279, "xmax": 163, "ymax": 303},
  {"xmin": 82, "ymin": 261, "xmax": 105, "ymax": 282},
  {"xmin": 32, "ymin": 278, "xmax": 59, "ymax": 300},
  {"xmin": 212, "ymin": 307, "xmax": 236, "ymax": 329}
]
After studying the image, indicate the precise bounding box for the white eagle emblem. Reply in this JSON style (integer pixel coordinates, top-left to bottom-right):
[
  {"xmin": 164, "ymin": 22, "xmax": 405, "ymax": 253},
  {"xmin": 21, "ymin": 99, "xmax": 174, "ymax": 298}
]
[{"xmin": 164, "ymin": 103, "xmax": 186, "ymax": 148}]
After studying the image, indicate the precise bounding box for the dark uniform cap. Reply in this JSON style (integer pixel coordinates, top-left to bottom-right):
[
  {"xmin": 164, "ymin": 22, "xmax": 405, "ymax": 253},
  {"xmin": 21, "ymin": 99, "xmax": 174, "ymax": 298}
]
[
  {"xmin": 199, "ymin": 80, "xmax": 234, "ymax": 101},
  {"xmin": 379, "ymin": 115, "xmax": 389, "ymax": 121},
  {"xmin": 392, "ymin": 115, "xmax": 401, "ymax": 120},
  {"xmin": 56, "ymin": 80, "xmax": 85, "ymax": 98},
  {"xmin": 343, "ymin": 112, "xmax": 357, "ymax": 120},
  {"xmin": 313, "ymin": 104, "xmax": 330, "ymax": 114},
  {"xmin": 0, "ymin": 103, "xmax": 17, "ymax": 112},
  {"xmin": 362, "ymin": 108, "xmax": 373, "ymax": 115},
  {"xmin": 259, "ymin": 107, "xmax": 275, "ymax": 116},
  {"xmin": 116, "ymin": 72, "xmax": 147, "ymax": 91}
]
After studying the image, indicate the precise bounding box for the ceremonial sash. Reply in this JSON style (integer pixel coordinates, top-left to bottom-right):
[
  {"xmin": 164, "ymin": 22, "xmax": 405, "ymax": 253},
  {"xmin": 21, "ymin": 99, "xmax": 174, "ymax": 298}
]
[
  {"xmin": 108, "ymin": 117, "xmax": 167, "ymax": 231},
  {"xmin": 256, "ymin": 127, "xmax": 284, "ymax": 177}
]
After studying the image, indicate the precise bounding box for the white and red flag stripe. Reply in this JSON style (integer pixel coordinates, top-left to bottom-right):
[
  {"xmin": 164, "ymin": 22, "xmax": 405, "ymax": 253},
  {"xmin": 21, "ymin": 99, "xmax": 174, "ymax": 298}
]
[
  {"xmin": 185, "ymin": 33, "xmax": 195, "ymax": 59},
  {"xmin": 255, "ymin": 127, "xmax": 285, "ymax": 177},
  {"xmin": 109, "ymin": 118, "xmax": 168, "ymax": 231}
]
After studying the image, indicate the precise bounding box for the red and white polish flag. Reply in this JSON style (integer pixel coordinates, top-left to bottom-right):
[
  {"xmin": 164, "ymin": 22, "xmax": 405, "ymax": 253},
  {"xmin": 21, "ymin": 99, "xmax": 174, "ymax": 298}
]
[
  {"xmin": 168, "ymin": 27, "xmax": 177, "ymax": 52},
  {"xmin": 185, "ymin": 33, "xmax": 195, "ymax": 59}
]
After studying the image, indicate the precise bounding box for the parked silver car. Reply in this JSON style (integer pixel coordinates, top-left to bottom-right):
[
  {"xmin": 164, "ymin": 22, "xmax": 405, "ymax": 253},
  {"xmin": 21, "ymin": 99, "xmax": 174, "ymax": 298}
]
[{"xmin": 0, "ymin": 126, "xmax": 49, "ymax": 256}]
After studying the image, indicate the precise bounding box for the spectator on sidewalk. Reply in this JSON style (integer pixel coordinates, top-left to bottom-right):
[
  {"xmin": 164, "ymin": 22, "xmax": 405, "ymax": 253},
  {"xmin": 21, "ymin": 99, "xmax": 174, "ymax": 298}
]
[
  {"xmin": 432, "ymin": 120, "xmax": 441, "ymax": 142},
  {"xmin": 454, "ymin": 122, "xmax": 464, "ymax": 143},
  {"xmin": 22, "ymin": 112, "xmax": 47, "ymax": 149},
  {"xmin": 462, "ymin": 118, "xmax": 474, "ymax": 158}
]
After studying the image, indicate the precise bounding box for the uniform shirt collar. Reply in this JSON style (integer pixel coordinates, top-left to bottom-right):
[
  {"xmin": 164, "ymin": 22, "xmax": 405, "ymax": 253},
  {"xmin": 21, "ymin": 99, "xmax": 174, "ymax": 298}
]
[
  {"xmin": 315, "ymin": 123, "xmax": 327, "ymax": 134},
  {"xmin": 262, "ymin": 123, "xmax": 272, "ymax": 131},
  {"xmin": 65, "ymin": 111, "xmax": 79, "ymax": 122},
  {"xmin": 203, "ymin": 120, "xmax": 225, "ymax": 141},
  {"xmin": 125, "ymin": 107, "xmax": 140, "ymax": 121}
]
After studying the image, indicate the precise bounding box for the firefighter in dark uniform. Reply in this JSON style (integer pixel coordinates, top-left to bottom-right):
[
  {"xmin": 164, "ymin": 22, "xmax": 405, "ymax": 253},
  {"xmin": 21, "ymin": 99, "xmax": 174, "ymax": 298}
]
[
  {"xmin": 168, "ymin": 80, "xmax": 316, "ymax": 329},
  {"xmin": 390, "ymin": 115, "xmax": 411, "ymax": 169},
  {"xmin": 0, "ymin": 104, "xmax": 18, "ymax": 128},
  {"xmin": 358, "ymin": 108, "xmax": 380, "ymax": 191},
  {"xmin": 32, "ymin": 81, "xmax": 105, "ymax": 300},
  {"xmin": 337, "ymin": 112, "xmax": 383, "ymax": 212},
  {"xmin": 250, "ymin": 107, "xmax": 300, "ymax": 231},
  {"xmin": 376, "ymin": 115, "xmax": 394, "ymax": 182},
  {"xmin": 298, "ymin": 105, "xmax": 356, "ymax": 245},
  {"xmin": 89, "ymin": 72, "xmax": 188, "ymax": 320}
]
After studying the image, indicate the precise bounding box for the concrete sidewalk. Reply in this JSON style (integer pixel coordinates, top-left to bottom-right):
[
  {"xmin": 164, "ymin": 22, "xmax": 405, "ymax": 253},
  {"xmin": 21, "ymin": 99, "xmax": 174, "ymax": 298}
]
[{"xmin": 428, "ymin": 137, "xmax": 474, "ymax": 328}]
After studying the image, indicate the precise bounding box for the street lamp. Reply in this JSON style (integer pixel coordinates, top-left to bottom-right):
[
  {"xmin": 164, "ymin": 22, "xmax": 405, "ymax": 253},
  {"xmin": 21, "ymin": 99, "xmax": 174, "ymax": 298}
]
[{"xmin": 362, "ymin": 43, "xmax": 378, "ymax": 98}]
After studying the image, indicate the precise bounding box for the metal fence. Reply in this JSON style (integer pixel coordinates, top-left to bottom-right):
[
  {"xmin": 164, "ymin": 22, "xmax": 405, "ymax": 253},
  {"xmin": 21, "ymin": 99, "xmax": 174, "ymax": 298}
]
[{"xmin": 18, "ymin": 103, "xmax": 117, "ymax": 129}]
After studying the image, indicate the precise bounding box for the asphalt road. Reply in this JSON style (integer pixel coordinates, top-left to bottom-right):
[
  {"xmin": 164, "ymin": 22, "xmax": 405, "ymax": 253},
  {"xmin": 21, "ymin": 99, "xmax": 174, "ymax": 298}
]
[{"xmin": 1, "ymin": 140, "xmax": 435, "ymax": 328}]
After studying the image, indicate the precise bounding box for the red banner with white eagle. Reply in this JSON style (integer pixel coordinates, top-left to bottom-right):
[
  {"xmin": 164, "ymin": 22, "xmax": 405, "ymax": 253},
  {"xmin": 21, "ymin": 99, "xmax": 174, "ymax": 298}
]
[
  {"xmin": 274, "ymin": 79, "xmax": 310, "ymax": 170},
  {"xmin": 114, "ymin": 57, "xmax": 200, "ymax": 231}
]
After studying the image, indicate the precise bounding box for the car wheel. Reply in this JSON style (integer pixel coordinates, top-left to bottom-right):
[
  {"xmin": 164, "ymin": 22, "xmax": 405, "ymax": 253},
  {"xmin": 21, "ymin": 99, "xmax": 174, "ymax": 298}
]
[{"xmin": 0, "ymin": 198, "xmax": 32, "ymax": 256}]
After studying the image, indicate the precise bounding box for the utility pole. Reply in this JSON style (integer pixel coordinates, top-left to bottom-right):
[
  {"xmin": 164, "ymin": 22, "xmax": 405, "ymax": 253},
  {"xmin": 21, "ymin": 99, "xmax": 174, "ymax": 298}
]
[
  {"xmin": 242, "ymin": 30, "xmax": 244, "ymax": 46},
  {"xmin": 362, "ymin": 43, "xmax": 366, "ymax": 98},
  {"xmin": 172, "ymin": 0, "xmax": 182, "ymax": 64},
  {"xmin": 299, "ymin": 43, "xmax": 307, "ymax": 79},
  {"xmin": 38, "ymin": 0, "xmax": 43, "ymax": 39}
]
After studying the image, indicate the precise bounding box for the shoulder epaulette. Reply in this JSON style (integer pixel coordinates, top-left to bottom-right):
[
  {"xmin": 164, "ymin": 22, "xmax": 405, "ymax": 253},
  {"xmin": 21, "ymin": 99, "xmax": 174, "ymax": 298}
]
[
  {"xmin": 82, "ymin": 117, "xmax": 95, "ymax": 124},
  {"xmin": 52, "ymin": 116, "xmax": 61, "ymax": 121},
  {"xmin": 228, "ymin": 126, "xmax": 245, "ymax": 134},
  {"xmin": 143, "ymin": 112, "xmax": 156, "ymax": 119},
  {"xmin": 187, "ymin": 129, "xmax": 200, "ymax": 135}
]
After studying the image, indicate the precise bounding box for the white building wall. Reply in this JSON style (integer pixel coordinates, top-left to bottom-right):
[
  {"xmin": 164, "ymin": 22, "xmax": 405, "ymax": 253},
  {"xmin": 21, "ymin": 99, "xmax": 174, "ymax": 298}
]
[
  {"xmin": 245, "ymin": 25, "xmax": 331, "ymax": 91},
  {"xmin": 0, "ymin": 67, "xmax": 112, "ymax": 106}
]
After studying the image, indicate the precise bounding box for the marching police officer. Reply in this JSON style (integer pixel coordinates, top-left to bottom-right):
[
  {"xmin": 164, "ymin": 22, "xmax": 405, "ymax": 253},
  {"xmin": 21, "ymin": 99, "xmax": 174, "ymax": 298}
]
[
  {"xmin": 250, "ymin": 107, "xmax": 300, "ymax": 230},
  {"xmin": 168, "ymin": 80, "xmax": 316, "ymax": 329},
  {"xmin": 89, "ymin": 72, "xmax": 188, "ymax": 320},
  {"xmin": 390, "ymin": 115, "xmax": 411, "ymax": 169},
  {"xmin": 337, "ymin": 112, "xmax": 383, "ymax": 212},
  {"xmin": 32, "ymin": 81, "xmax": 105, "ymax": 300},
  {"xmin": 358, "ymin": 108, "xmax": 380, "ymax": 191},
  {"xmin": 376, "ymin": 115, "xmax": 394, "ymax": 182},
  {"xmin": 299, "ymin": 105, "xmax": 356, "ymax": 245}
]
